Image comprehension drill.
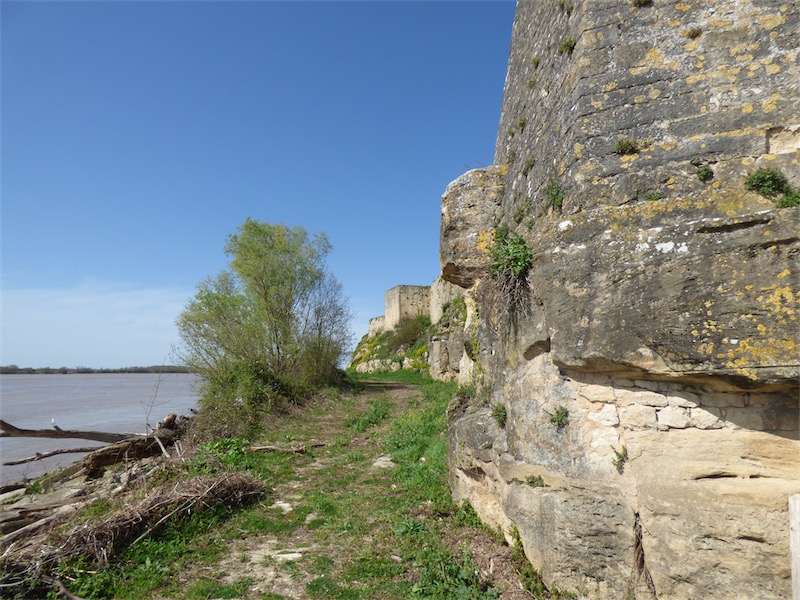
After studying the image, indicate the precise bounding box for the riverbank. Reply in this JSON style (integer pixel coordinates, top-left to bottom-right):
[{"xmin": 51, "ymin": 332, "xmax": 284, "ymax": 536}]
[{"xmin": 1, "ymin": 374, "xmax": 542, "ymax": 599}]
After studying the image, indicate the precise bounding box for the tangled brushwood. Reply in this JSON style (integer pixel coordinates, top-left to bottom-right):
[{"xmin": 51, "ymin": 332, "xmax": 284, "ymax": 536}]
[
  {"xmin": 486, "ymin": 226, "xmax": 532, "ymax": 318},
  {"xmin": 0, "ymin": 473, "xmax": 264, "ymax": 598}
]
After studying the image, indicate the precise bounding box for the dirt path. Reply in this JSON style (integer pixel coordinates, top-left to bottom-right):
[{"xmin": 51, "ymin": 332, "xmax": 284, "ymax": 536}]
[{"xmin": 174, "ymin": 380, "xmax": 530, "ymax": 599}]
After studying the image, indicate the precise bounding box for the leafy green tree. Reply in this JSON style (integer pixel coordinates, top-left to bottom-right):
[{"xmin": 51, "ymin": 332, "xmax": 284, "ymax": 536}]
[{"xmin": 175, "ymin": 219, "xmax": 352, "ymax": 433}]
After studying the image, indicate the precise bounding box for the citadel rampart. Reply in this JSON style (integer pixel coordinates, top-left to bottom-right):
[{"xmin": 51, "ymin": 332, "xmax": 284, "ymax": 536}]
[{"xmin": 439, "ymin": 0, "xmax": 800, "ymax": 598}]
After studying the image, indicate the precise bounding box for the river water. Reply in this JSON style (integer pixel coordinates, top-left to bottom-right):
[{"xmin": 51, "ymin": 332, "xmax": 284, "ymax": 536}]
[{"xmin": 0, "ymin": 373, "xmax": 200, "ymax": 485}]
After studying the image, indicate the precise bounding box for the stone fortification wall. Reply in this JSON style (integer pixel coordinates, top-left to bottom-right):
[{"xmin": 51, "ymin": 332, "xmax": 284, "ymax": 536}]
[
  {"xmin": 442, "ymin": 0, "xmax": 800, "ymax": 598},
  {"xmin": 367, "ymin": 316, "xmax": 385, "ymax": 339},
  {"xmin": 384, "ymin": 285, "xmax": 431, "ymax": 331},
  {"xmin": 496, "ymin": 0, "xmax": 799, "ymax": 217}
]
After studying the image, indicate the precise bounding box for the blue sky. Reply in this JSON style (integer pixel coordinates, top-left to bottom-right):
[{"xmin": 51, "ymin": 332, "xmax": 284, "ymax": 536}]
[{"xmin": 1, "ymin": 0, "xmax": 515, "ymax": 368}]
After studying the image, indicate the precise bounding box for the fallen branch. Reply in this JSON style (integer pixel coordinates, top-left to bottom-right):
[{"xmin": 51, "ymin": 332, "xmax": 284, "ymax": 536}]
[
  {"xmin": 3, "ymin": 447, "xmax": 103, "ymax": 466},
  {"xmin": 247, "ymin": 443, "xmax": 325, "ymax": 455},
  {"xmin": 0, "ymin": 420, "xmax": 129, "ymax": 444}
]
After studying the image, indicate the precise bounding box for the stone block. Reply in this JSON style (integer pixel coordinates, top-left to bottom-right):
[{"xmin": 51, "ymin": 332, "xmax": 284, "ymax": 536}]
[
  {"xmin": 618, "ymin": 405, "xmax": 657, "ymax": 431},
  {"xmin": 657, "ymin": 405, "xmax": 690, "ymax": 429}
]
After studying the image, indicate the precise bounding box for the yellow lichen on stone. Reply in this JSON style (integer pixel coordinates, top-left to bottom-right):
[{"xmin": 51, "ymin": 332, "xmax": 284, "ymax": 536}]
[
  {"xmin": 766, "ymin": 64, "xmax": 781, "ymax": 75},
  {"xmin": 759, "ymin": 13, "xmax": 786, "ymax": 30},
  {"xmin": 476, "ymin": 230, "xmax": 494, "ymax": 255},
  {"xmin": 675, "ymin": 2, "xmax": 692, "ymax": 10},
  {"xmin": 777, "ymin": 269, "xmax": 791, "ymax": 279},
  {"xmin": 741, "ymin": 104, "xmax": 754, "ymax": 113}
]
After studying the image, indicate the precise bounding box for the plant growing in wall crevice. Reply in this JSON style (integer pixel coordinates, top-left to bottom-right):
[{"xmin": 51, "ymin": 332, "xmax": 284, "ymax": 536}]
[
  {"xmin": 485, "ymin": 226, "xmax": 533, "ymax": 328},
  {"xmin": 744, "ymin": 166, "xmax": 799, "ymax": 207}
]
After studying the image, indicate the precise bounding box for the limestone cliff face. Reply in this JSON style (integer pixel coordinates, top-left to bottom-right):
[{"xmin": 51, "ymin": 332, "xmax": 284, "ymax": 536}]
[{"xmin": 441, "ymin": 0, "xmax": 799, "ymax": 598}]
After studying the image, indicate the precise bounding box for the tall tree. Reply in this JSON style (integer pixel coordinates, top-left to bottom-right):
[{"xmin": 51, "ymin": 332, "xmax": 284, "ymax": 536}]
[{"xmin": 175, "ymin": 219, "xmax": 352, "ymax": 421}]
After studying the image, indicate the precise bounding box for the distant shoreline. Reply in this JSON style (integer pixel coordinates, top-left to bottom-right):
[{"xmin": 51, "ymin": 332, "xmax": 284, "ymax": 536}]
[{"xmin": 0, "ymin": 365, "xmax": 192, "ymax": 375}]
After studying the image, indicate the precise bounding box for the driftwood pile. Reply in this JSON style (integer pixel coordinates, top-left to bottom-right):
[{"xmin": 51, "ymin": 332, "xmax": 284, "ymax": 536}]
[
  {"xmin": 1, "ymin": 473, "xmax": 264, "ymax": 598},
  {"xmin": 1, "ymin": 413, "xmax": 192, "ymax": 477}
]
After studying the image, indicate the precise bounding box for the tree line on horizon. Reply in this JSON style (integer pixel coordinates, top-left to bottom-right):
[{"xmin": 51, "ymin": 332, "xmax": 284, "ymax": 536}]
[{"xmin": 0, "ymin": 365, "xmax": 193, "ymax": 375}]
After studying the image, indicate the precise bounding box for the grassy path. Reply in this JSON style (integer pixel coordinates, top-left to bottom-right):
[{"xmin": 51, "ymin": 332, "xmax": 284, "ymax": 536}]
[{"xmin": 49, "ymin": 376, "xmax": 530, "ymax": 599}]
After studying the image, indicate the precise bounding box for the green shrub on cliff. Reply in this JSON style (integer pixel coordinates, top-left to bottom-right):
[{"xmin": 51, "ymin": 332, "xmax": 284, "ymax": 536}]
[
  {"xmin": 776, "ymin": 188, "xmax": 800, "ymax": 208},
  {"xmin": 744, "ymin": 167, "xmax": 790, "ymax": 197},
  {"xmin": 489, "ymin": 227, "xmax": 532, "ymax": 280}
]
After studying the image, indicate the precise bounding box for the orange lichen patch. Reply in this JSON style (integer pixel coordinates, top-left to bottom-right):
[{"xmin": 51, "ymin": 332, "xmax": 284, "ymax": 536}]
[
  {"xmin": 777, "ymin": 269, "xmax": 791, "ymax": 279},
  {"xmin": 498, "ymin": 164, "xmax": 509, "ymax": 176},
  {"xmin": 675, "ymin": 2, "xmax": 692, "ymax": 10}
]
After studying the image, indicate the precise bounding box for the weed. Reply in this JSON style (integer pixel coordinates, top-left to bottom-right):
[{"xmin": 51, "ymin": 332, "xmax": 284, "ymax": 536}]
[
  {"xmin": 517, "ymin": 117, "xmax": 527, "ymax": 130},
  {"xmin": 411, "ymin": 544, "xmax": 499, "ymax": 599},
  {"xmin": 644, "ymin": 191, "xmax": 666, "ymax": 201},
  {"xmin": 613, "ymin": 446, "xmax": 629, "ymax": 474},
  {"xmin": 615, "ymin": 138, "xmax": 639, "ymax": 155},
  {"xmin": 531, "ymin": 55, "xmax": 541, "ymax": 68},
  {"xmin": 548, "ymin": 406, "xmax": 569, "ymax": 431},
  {"xmin": 696, "ymin": 164, "xmax": 714, "ymax": 182},
  {"xmin": 528, "ymin": 76, "xmax": 538, "ymax": 89},
  {"xmin": 558, "ymin": 36, "xmax": 576, "ymax": 55},
  {"xmin": 686, "ymin": 26, "xmax": 703, "ymax": 39},
  {"xmin": 544, "ymin": 179, "xmax": 564, "ymax": 211},
  {"xmin": 744, "ymin": 167, "xmax": 790, "ymax": 197},
  {"xmin": 632, "ymin": 0, "xmax": 652, "ymax": 6},
  {"xmin": 526, "ymin": 474, "xmax": 549, "ymax": 488},
  {"xmin": 513, "ymin": 199, "xmax": 532, "ymax": 224},
  {"xmin": 522, "ymin": 156, "xmax": 537, "ymax": 177},
  {"xmin": 492, "ymin": 404, "xmax": 508, "ymax": 429}
]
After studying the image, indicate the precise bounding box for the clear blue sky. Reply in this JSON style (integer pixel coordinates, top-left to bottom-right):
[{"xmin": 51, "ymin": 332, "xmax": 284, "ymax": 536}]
[{"xmin": 1, "ymin": 0, "xmax": 515, "ymax": 369}]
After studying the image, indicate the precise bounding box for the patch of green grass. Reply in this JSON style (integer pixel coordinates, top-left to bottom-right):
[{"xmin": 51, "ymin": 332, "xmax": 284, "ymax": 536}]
[
  {"xmin": 347, "ymin": 396, "xmax": 392, "ymax": 433},
  {"xmin": 644, "ymin": 191, "xmax": 666, "ymax": 201},
  {"xmin": 531, "ymin": 55, "xmax": 540, "ymax": 68},
  {"xmin": 306, "ymin": 576, "xmax": 361, "ymax": 599},
  {"xmin": 185, "ymin": 577, "xmax": 253, "ymax": 599},
  {"xmin": 527, "ymin": 76, "xmax": 538, "ymax": 89}
]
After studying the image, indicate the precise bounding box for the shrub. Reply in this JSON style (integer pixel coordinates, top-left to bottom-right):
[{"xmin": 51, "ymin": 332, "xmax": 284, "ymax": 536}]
[
  {"xmin": 522, "ymin": 157, "xmax": 537, "ymax": 177},
  {"xmin": 558, "ymin": 36, "xmax": 576, "ymax": 55},
  {"xmin": 517, "ymin": 117, "xmax": 527, "ymax": 130},
  {"xmin": 645, "ymin": 191, "xmax": 666, "ymax": 201},
  {"xmin": 686, "ymin": 27, "xmax": 703, "ymax": 39},
  {"xmin": 615, "ymin": 138, "xmax": 639, "ymax": 155},
  {"xmin": 492, "ymin": 404, "xmax": 508, "ymax": 429},
  {"xmin": 531, "ymin": 55, "xmax": 540, "ymax": 68},
  {"xmin": 776, "ymin": 188, "xmax": 800, "ymax": 208},
  {"xmin": 543, "ymin": 179, "xmax": 564, "ymax": 211},
  {"xmin": 613, "ymin": 446, "xmax": 628, "ymax": 474},
  {"xmin": 696, "ymin": 164, "xmax": 714, "ymax": 182},
  {"xmin": 527, "ymin": 76, "xmax": 538, "ymax": 89},
  {"xmin": 386, "ymin": 315, "xmax": 430, "ymax": 353},
  {"xmin": 744, "ymin": 167, "xmax": 790, "ymax": 197},
  {"xmin": 548, "ymin": 406, "xmax": 569, "ymax": 431},
  {"xmin": 489, "ymin": 227, "xmax": 532, "ymax": 280},
  {"xmin": 526, "ymin": 475, "xmax": 548, "ymax": 488}
]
